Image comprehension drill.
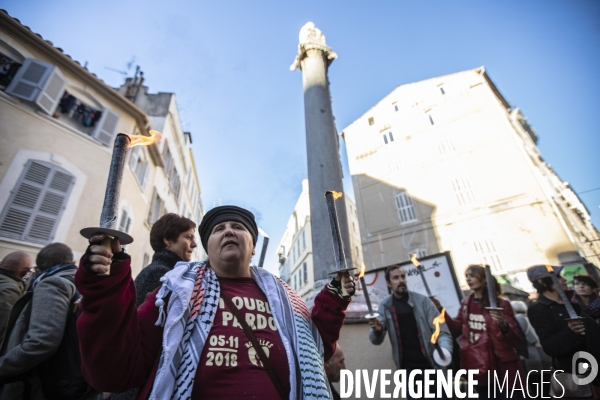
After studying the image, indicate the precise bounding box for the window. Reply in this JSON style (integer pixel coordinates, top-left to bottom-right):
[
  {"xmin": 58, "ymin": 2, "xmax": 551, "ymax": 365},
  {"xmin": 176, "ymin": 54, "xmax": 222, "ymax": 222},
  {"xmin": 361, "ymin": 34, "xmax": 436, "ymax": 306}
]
[
  {"xmin": 368, "ymin": 117, "xmax": 375, "ymax": 126},
  {"xmin": 0, "ymin": 160, "xmax": 74, "ymax": 244},
  {"xmin": 163, "ymin": 143, "xmax": 173, "ymax": 173},
  {"xmin": 452, "ymin": 176, "xmax": 475, "ymax": 206},
  {"xmin": 148, "ymin": 189, "xmax": 165, "ymax": 224},
  {"xmin": 440, "ymin": 87, "xmax": 445, "ymax": 95},
  {"xmin": 299, "ymin": 267, "xmax": 303, "ymax": 287},
  {"xmin": 303, "ymin": 262, "xmax": 308, "ymax": 283},
  {"xmin": 129, "ymin": 146, "xmax": 149, "ymax": 189},
  {"xmin": 394, "ymin": 191, "xmax": 418, "ymax": 224},
  {"xmin": 394, "ymin": 104, "xmax": 399, "ymax": 112},
  {"xmin": 438, "ymin": 137, "xmax": 456, "ymax": 155},
  {"xmin": 428, "ymin": 114, "xmax": 435, "ymax": 125},
  {"xmin": 473, "ymin": 239, "xmax": 502, "ymax": 273},
  {"xmin": 381, "ymin": 131, "xmax": 394, "ymax": 145},
  {"xmin": 170, "ymin": 169, "xmax": 181, "ymax": 198},
  {"xmin": 302, "ymin": 230, "xmax": 306, "ymax": 249},
  {"xmin": 56, "ymin": 91, "xmax": 120, "ymax": 146},
  {"xmin": 0, "ymin": 54, "xmax": 22, "ymax": 91},
  {"xmin": 118, "ymin": 209, "xmax": 132, "ymax": 233}
]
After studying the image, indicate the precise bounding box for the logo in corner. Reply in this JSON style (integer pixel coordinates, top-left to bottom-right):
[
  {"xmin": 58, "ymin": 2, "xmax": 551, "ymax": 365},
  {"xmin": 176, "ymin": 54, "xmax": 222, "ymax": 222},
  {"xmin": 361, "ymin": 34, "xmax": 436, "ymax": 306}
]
[{"xmin": 572, "ymin": 351, "xmax": 598, "ymax": 386}]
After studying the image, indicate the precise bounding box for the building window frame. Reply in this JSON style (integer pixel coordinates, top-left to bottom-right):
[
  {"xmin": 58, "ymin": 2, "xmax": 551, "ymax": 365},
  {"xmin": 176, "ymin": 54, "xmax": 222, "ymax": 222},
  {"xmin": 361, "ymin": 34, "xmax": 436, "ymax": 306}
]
[
  {"xmin": 0, "ymin": 160, "xmax": 75, "ymax": 244},
  {"xmin": 394, "ymin": 191, "xmax": 418, "ymax": 225}
]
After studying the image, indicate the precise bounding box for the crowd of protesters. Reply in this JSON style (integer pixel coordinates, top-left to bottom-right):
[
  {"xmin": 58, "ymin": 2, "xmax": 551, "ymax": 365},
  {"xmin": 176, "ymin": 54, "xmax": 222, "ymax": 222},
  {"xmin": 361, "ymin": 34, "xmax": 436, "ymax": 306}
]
[
  {"xmin": 0, "ymin": 205, "xmax": 598, "ymax": 400},
  {"xmin": 368, "ymin": 263, "xmax": 600, "ymax": 399}
]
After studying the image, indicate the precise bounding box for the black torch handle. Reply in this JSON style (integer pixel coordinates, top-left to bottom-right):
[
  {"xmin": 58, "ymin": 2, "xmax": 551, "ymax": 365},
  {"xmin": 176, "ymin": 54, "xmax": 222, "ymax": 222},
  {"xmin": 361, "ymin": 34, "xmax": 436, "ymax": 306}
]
[
  {"xmin": 434, "ymin": 341, "xmax": 447, "ymax": 361},
  {"xmin": 418, "ymin": 266, "xmax": 432, "ymax": 297},
  {"xmin": 324, "ymin": 191, "xmax": 346, "ymax": 271},
  {"xmin": 360, "ymin": 276, "xmax": 375, "ymax": 315},
  {"xmin": 484, "ymin": 265, "xmax": 498, "ymax": 309},
  {"xmin": 100, "ymin": 133, "xmax": 130, "ymax": 229},
  {"xmin": 548, "ymin": 274, "xmax": 579, "ymax": 319},
  {"xmin": 257, "ymin": 237, "xmax": 269, "ymax": 269}
]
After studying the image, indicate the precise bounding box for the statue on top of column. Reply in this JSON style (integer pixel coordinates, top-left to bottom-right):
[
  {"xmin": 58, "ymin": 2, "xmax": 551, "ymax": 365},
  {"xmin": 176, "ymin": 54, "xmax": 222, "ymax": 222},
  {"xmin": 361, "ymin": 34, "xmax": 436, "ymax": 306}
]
[{"xmin": 290, "ymin": 22, "xmax": 337, "ymax": 71}]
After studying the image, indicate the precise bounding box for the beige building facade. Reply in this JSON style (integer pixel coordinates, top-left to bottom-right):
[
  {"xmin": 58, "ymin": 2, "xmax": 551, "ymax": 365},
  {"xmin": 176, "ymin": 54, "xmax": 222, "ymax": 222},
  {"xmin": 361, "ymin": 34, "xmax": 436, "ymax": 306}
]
[
  {"xmin": 277, "ymin": 179, "xmax": 363, "ymax": 300},
  {"xmin": 342, "ymin": 67, "xmax": 600, "ymax": 291},
  {"xmin": 0, "ymin": 11, "xmax": 203, "ymax": 276}
]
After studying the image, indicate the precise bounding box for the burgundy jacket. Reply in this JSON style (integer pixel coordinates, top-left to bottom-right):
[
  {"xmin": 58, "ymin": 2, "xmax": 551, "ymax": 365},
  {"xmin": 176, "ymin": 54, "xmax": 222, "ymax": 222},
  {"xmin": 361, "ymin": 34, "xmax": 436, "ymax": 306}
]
[
  {"xmin": 75, "ymin": 256, "xmax": 348, "ymax": 399},
  {"xmin": 446, "ymin": 294, "xmax": 523, "ymax": 385}
]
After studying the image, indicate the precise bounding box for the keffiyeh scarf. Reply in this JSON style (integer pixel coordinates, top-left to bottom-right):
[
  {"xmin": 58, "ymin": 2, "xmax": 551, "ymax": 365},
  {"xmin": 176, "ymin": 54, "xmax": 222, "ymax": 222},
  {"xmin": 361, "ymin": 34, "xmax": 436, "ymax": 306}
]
[{"xmin": 149, "ymin": 261, "xmax": 331, "ymax": 400}]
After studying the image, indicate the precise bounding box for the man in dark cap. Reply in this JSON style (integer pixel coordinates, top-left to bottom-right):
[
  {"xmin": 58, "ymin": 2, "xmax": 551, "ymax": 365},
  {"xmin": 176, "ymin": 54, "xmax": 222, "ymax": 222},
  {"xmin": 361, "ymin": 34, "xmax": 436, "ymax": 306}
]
[
  {"xmin": 526, "ymin": 265, "xmax": 586, "ymax": 371},
  {"xmin": 75, "ymin": 205, "xmax": 355, "ymax": 399}
]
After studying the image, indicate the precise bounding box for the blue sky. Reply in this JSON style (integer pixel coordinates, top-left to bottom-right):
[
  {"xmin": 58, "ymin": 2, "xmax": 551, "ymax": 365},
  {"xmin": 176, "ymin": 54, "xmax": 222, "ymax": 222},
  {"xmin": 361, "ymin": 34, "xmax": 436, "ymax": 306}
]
[{"xmin": 2, "ymin": 0, "xmax": 599, "ymax": 274}]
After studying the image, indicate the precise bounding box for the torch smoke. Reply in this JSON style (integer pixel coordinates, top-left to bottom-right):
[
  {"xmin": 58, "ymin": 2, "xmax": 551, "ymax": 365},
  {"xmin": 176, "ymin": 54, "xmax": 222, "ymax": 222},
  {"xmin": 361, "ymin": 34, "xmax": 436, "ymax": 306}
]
[{"xmin": 100, "ymin": 133, "xmax": 130, "ymax": 229}]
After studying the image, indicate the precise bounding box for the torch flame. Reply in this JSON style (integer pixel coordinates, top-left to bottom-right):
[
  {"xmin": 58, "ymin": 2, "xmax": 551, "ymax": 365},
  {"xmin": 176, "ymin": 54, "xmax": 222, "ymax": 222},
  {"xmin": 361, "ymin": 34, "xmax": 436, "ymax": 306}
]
[
  {"xmin": 410, "ymin": 253, "xmax": 421, "ymax": 267},
  {"xmin": 430, "ymin": 308, "xmax": 446, "ymax": 344},
  {"xmin": 325, "ymin": 190, "xmax": 343, "ymax": 200},
  {"xmin": 358, "ymin": 263, "xmax": 366, "ymax": 279},
  {"xmin": 127, "ymin": 130, "xmax": 163, "ymax": 147},
  {"xmin": 545, "ymin": 264, "xmax": 554, "ymax": 273}
]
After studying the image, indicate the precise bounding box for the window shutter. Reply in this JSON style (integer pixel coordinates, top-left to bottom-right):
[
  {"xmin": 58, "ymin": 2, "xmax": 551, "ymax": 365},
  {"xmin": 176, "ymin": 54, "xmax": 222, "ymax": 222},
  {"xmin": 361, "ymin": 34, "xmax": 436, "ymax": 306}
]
[
  {"xmin": 5, "ymin": 59, "xmax": 53, "ymax": 102},
  {"xmin": 118, "ymin": 209, "xmax": 132, "ymax": 233},
  {"xmin": 129, "ymin": 146, "xmax": 141, "ymax": 170},
  {"xmin": 0, "ymin": 161, "xmax": 74, "ymax": 243},
  {"xmin": 140, "ymin": 162, "xmax": 149, "ymax": 189},
  {"xmin": 35, "ymin": 67, "xmax": 67, "ymax": 115},
  {"xmin": 92, "ymin": 108, "xmax": 120, "ymax": 146}
]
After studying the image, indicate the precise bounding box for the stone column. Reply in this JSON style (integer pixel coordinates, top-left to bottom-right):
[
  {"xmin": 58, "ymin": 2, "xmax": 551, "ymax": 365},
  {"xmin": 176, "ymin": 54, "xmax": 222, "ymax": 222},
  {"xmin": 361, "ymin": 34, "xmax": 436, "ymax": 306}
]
[{"xmin": 291, "ymin": 22, "xmax": 353, "ymax": 284}]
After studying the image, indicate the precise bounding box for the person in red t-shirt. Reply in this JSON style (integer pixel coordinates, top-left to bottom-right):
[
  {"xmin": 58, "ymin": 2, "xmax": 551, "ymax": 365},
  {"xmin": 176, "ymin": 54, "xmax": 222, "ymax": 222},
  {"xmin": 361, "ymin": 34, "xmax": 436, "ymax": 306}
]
[{"xmin": 77, "ymin": 205, "xmax": 355, "ymax": 400}]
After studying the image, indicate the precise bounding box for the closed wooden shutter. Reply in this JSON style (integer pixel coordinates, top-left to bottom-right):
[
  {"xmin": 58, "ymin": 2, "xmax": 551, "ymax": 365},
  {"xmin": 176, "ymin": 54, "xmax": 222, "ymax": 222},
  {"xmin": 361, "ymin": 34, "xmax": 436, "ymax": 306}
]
[{"xmin": 0, "ymin": 161, "xmax": 75, "ymax": 243}]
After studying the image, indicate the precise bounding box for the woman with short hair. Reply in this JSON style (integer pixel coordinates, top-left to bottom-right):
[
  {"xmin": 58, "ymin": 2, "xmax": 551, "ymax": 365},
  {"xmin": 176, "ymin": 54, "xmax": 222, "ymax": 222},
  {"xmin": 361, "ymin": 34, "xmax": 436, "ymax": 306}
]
[{"xmin": 134, "ymin": 213, "xmax": 197, "ymax": 306}]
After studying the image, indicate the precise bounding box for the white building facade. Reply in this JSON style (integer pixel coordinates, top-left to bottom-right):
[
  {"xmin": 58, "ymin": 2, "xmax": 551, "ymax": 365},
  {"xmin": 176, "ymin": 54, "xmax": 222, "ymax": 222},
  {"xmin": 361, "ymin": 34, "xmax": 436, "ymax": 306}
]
[
  {"xmin": 277, "ymin": 179, "xmax": 363, "ymax": 300},
  {"xmin": 342, "ymin": 67, "xmax": 600, "ymax": 290}
]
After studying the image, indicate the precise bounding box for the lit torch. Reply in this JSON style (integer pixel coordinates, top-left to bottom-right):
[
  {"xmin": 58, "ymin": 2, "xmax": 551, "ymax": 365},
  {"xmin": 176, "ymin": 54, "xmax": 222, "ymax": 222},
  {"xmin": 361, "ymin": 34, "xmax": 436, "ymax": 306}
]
[
  {"xmin": 80, "ymin": 130, "xmax": 162, "ymax": 275},
  {"xmin": 431, "ymin": 309, "xmax": 451, "ymax": 366},
  {"xmin": 324, "ymin": 191, "xmax": 356, "ymax": 296},
  {"xmin": 358, "ymin": 263, "xmax": 380, "ymax": 319},
  {"xmin": 544, "ymin": 265, "xmax": 581, "ymax": 320},
  {"xmin": 257, "ymin": 228, "xmax": 269, "ymax": 269}
]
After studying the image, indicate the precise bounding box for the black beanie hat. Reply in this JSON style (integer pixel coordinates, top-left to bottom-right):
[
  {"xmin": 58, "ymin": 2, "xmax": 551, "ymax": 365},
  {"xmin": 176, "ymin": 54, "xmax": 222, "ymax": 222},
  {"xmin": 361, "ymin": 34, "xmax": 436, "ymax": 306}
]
[{"xmin": 199, "ymin": 205, "xmax": 258, "ymax": 251}]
